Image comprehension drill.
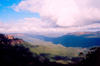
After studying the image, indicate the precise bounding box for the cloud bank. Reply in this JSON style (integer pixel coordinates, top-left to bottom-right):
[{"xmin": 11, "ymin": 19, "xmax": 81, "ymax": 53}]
[
  {"xmin": 0, "ymin": 18, "xmax": 100, "ymax": 33},
  {"xmin": 13, "ymin": 0, "xmax": 100, "ymax": 27},
  {"xmin": 1, "ymin": 0, "xmax": 100, "ymax": 33}
]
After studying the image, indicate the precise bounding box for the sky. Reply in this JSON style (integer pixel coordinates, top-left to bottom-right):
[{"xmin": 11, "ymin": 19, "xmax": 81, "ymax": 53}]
[{"xmin": 0, "ymin": 0, "xmax": 100, "ymax": 33}]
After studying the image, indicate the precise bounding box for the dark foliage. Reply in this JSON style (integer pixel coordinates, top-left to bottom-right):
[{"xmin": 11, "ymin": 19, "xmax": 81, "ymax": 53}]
[
  {"xmin": 0, "ymin": 44, "xmax": 69, "ymax": 66},
  {"xmin": 78, "ymin": 47, "xmax": 100, "ymax": 66},
  {"xmin": 52, "ymin": 55, "xmax": 69, "ymax": 60},
  {"xmin": 0, "ymin": 44, "xmax": 43, "ymax": 66}
]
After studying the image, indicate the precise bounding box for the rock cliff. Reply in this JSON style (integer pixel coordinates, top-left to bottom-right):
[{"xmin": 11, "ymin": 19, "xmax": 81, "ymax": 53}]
[{"xmin": 0, "ymin": 34, "xmax": 24, "ymax": 45}]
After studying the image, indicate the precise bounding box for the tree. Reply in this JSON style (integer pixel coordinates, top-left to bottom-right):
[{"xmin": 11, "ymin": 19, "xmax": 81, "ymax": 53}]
[{"xmin": 78, "ymin": 47, "xmax": 100, "ymax": 66}]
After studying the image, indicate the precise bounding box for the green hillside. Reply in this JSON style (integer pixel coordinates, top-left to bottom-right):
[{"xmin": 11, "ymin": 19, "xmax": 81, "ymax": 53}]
[
  {"xmin": 22, "ymin": 42, "xmax": 83, "ymax": 57},
  {"xmin": 21, "ymin": 42, "xmax": 85, "ymax": 64}
]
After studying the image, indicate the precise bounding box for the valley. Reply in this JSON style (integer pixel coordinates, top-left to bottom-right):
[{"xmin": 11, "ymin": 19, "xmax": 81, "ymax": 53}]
[
  {"xmin": 1, "ymin": 31, "xmax": 100, "ymax": 65},
  {"xmin": 11, "ymin": 31, "xmax": 100, "ymax": 48}
]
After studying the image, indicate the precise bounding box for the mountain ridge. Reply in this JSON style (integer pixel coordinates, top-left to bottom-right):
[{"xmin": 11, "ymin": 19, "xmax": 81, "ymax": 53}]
[
  {"xmin": 5, "ymin": 31, "xmax": 100, "ymax": 37},
  {"xmin": 67, "ymin": 31, "xmax": 100, "ymax": 35}
]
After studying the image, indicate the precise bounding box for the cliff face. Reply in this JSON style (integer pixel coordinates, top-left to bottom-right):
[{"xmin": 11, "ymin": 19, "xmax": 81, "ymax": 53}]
[
  {"xmin": 10, "ymin": 39, "xmax": 23, "ymax": 45},
  {"xmin": 0, "ymin": 34, "xmax": 24, "ymax": 45},
  {"xmin": 5, "ymin": 35, "xmax": 14, "ymax": 39}
]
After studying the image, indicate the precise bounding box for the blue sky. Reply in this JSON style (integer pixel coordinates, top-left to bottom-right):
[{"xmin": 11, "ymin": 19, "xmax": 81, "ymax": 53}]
[
  {"xmin": 0, "ymin": 0, "xmax": 40, "ymax": 23},
  {"xmin": 0, "ymin": 0, "xmax": 100, "ymax": 33}
]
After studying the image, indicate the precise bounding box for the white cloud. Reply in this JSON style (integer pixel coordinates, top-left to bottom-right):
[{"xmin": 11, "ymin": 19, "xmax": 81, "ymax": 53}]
[
  {"xmin": 0, "ymin": 18, "xmax": 58, "ymax": 33},
  {"xmin": 13, "ymin": 0, "xmax": 44, "ymax": 13},
  {"xmin": 13, "ymin": 0, "xmax": 100, "ymax": 27},
  {"xmin": 0, "ymin": 17, "xmax": 100, "ymax": 33}
]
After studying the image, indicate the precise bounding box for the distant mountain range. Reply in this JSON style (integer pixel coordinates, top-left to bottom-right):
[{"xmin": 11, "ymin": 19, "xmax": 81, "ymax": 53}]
[
  {"xmin": 7, "ymin": 31, "xmax": 100, "ymax": 36},
  {"xmin": 67, "ymin": 31, "xmax": 100, "ymax": 35},
  {"xmin": 7, "ymin": 31, "xmax": 100, "ymax": 48},
  {"xmin": 6, "ymin": 32, "xmax": 65, "ymax": 37}
]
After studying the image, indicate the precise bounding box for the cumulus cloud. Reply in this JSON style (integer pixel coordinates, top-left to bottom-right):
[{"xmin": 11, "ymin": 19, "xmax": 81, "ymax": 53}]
[{"xmin": 12, "ymin": 0, "xmax": 100, "ymax": 27}]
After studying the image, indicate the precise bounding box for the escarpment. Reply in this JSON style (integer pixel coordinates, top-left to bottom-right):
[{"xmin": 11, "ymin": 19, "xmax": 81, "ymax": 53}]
[{"xmin": 0, "ymin": 34, "xmax": 24, "ymax": 45}]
